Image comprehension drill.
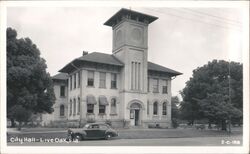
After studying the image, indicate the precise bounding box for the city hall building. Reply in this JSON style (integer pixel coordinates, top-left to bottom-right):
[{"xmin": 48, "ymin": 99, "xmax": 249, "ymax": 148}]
[{"xmin": 43, "ymin": 8, "xmax": 182, "ymax": 128}]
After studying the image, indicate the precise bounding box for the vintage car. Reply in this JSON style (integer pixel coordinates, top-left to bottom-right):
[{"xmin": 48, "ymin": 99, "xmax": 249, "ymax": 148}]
[{"xmin": 67, "ymin": 123, "xmax": 118, "ymax": 141}]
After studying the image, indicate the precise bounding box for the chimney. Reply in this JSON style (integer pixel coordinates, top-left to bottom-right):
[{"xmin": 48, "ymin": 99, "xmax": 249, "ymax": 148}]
[{"xmin": 82, "ymin": 51, "xmax": 88, "ymax": 56}]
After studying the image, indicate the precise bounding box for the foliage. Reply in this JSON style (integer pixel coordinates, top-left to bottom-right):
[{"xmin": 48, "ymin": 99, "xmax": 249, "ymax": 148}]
[
  {"xmin": 180, "ymin": 60, "xmax": 243, "ymax": 128},
  {"xmin": 171, "ymin": 96, "xmax": 180, "ymax": 119},
  {"xmin": 7, "ymin": 27, "xmax": 55, "ymax": 127},
  {"xmin": 171, "ymin": 118, "xmax": 179, "ymax": 128}
]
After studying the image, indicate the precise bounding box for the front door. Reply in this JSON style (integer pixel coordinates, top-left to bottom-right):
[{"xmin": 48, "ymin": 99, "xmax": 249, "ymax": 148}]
[{"xmin": 134, "ymin": 109, "xmax": 139, "ymax": 126}]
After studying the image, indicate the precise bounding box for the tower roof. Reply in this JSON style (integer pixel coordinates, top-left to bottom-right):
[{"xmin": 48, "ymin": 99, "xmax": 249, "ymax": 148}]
[{"xmin": 104, "ymin": 8, "xmax": 158, "ymax": 26}]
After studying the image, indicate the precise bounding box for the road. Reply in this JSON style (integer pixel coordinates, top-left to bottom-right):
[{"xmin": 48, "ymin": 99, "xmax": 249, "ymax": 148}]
[{"xmin": 8, "ymin": 136, "xmax": 242, "ymax": 146}]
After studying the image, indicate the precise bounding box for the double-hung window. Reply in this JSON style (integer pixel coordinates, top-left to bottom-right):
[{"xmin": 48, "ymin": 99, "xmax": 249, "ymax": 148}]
[
  {"xmin": 111, "ymin": 73, "xmax": 117, "ymax": 89},
  {"xmin": 99, "ymin": 72, "xmax": 106, "ymax": 88},
  {"xmin": 87, "ymin": 71, "xmax": 94, "ymax": 86}
]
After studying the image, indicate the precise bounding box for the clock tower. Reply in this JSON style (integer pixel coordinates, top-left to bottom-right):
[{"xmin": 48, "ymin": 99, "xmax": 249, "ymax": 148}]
[
  {"xmin": 104, "ymin": 8, "xmax": 158, "ymax": 92},
  {"xmin": 104, "ymin": 8, "xmax": 158, "ymax": 122}
]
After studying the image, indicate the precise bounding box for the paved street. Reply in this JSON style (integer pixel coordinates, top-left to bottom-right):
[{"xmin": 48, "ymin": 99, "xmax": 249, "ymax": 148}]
[
  {"xmin": 7, "ymin": 127, "xmax": 242, "ymax": 146},
  {"xmin": 8, "ymin": 135, "xmax": 242, "ymax": 146}
]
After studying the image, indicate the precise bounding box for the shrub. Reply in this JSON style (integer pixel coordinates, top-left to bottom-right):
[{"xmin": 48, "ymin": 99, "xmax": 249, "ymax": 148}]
[{"xmin": 172, "ymin": 118, "xmax": 179, "ymax": 128}]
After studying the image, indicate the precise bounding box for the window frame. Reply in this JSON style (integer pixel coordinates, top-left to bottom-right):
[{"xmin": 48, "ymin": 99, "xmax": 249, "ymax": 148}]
[
  {"xmin": 87, "ymin": 71, "xmax": 94, "ymax": 87},
  {"xmin": 153, "ymin": 102, "xmax": 158, "ymax": 115},
  {"xmin": 99, "ymin": 72, "xmax": 106, "ymax": 88},
  {"xmin": 111, "ymin": 73, "xmax": 117, "ymax": 89},
  {"xmin": 60, "ymin": 105, "xmax": 65, "ymax": 116},
  {"xmin": 162, "ymin": 102, "xmax": 167, "ymax": 115},
  {"xmin": 152, "ymin": 78, "xmax": 159, "ymax": 93},
  {"xmin": 60, "ymin": 85, "xmax": 65, "ymax": 97},
  {"xmin": 87, "ymin": 104, "xmax": 94, "ymax": 114}
]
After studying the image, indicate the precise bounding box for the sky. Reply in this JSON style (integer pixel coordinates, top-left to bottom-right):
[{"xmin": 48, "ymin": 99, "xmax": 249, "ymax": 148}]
[{"xmin": 7, "ymin": 6, "xmax": 245, "ymax": 98}]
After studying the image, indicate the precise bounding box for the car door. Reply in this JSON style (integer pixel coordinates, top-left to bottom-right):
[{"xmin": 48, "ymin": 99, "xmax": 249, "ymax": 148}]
[
  {"xmin": 98, "ymin": 124, "xmax": 108, "ymax": 138},
  {"xmin": 86, "ymin": 124, "xmax": 100, "ymax": 139}
]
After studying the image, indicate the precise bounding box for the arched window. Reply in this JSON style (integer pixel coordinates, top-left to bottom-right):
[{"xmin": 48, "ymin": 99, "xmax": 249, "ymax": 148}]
[
  {"xmin": 60, "ymin": 105, "xmax": 65, "ymax": 116},
  {"xmin": 69, "ymin": 100, "xmax": 72, "ymax": 116},
  {"xmin": 153, "ymin": 102, "xmax": 158, "ymax": 115},
  {"xmin": 77, "ymin": 97, "xmax": 80, "ymax": 115},
  {"xmin": 162, "ymin": 102, "xmax": 167, "ymax": 115},
  {"xmin": 110, "ymin": 98, "xmax": 117, "ymax": 115},
  {"xmin": 73, "ymin": 98, "xmax": 76, "ymax": 115}
]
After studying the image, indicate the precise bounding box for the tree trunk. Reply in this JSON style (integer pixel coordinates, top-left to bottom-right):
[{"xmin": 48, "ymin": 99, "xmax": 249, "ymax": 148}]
[
  {"xmin": 221, "ymin": 120, "xmax": 227, "ymax": 131},
  {"xmin": 208, "ymin": 121, "xmax": 212, "ymax": 129},
  {"xmin": 18, "ymin": 122, "xmax": 22, "ymax": 131},
  {"xmin": 11, "ymin": 118, "xmax": 15, "ymax": 128}
]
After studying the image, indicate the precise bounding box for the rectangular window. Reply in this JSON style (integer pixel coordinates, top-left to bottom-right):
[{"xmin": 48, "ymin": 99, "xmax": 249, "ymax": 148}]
[
  {"xmin": 153, "ymin": 79, "xmax": 159, "ymax": 93},
  {"xmin": 74, "ymin": 74, "xmax": 76, "ymax": 89},
  {"xmin": 87, "ymin": 71, "xmax": 94, "ymax": 86},
  {"xmin": 99, "ymin": 72, "xmax": 106, "ymax": 88},
  {"xmin": 60, "ymin": 86, "xmax": 65, "ymax": 97},
  {"xmin": 147, "ymin": 101, "xmax": 149, "ymax": 115},
  {"xmin": 162, "ymin": 80, "xmax": 168, "ymax": 94},
  {"xmin": 70, "ymin": 76, "xmax": 72, "ymax": 90},
  {"xmin": 87, "ymin": 104, "xmax": 94, "ymax": 113},
  {"xmin": 78, "ymin": 71, "xmax": 81, "ymax": 88},
  {"xmin": 147, "ymin": 78, "xmax": 150, "ymax": 92},
  {"xmin": 99, "ymin": 105, "xmax": 106, "ymax": 114},
  {"xmin": 111, "ymin": 73, "xmax": 117, "ymax": 89}
]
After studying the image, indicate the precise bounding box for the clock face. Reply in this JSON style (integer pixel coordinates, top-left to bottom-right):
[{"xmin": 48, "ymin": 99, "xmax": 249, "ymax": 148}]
[{"xmin": 131, "ymin": 28, "xmax": 143, "ymax": 43}]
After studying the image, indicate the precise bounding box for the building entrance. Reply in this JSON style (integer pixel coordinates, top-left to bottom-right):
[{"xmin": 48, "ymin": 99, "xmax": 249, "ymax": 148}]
[{"xmin": 130, "ymin": 103, "xmax": 142, "ymax": 126}]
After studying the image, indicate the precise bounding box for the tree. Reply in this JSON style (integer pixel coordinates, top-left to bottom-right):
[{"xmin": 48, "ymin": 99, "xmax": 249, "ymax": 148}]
[
  {"xmin": 180, "ymin": 60, "xmax": 242, "ymax": 130},
  {"xmin": 7, "ymin": 27, "xmax": 55, "ymax": 128},
  {"xmin": 171, "ymin": 96, "xmax": 180, "ymax": 119}
]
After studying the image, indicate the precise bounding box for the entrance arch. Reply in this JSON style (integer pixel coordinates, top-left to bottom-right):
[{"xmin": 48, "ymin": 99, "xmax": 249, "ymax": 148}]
[{"xmin": 127, "ymin": 100, "xmax": 145, "ymax": 126}]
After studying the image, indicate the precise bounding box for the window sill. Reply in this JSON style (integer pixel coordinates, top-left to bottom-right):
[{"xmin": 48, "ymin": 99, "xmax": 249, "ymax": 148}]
[
  {"xmin": 110, "ymin": 113, "xmax": 117, "ymax": 116},
  {"xmin": 98, "ymin": 113, "xmax": 106, "ymax": 116},
  {"xmin": 60, "ymin": 96, "xmax": 66, "ymax": 98},
  {"xmin": 153, "ymin": 91, "xmax": 159, "ymax": 93},
  {"xmin": 111, "ymin": 87, "xmax": 117, "ymax": 89},
  {"xmin": 99, "ymin": 87, "xmax": 106, "ymax": 89},
  {"xmin": 86, "ymin": 113, "xmax": 94, "ymax": 115},
  {"xmin": 87, "ymin": 86, "xmax": 95, "ymax": 88}
]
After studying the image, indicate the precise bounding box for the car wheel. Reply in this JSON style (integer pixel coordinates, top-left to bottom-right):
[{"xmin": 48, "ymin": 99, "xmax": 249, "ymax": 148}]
[
  {"xmin": 74, "ymin": 134, "xmax": 82, "ymax": 141},
  {"xmin": 105, "ymin": 134, "xmax": 112, "ymax": 140}
]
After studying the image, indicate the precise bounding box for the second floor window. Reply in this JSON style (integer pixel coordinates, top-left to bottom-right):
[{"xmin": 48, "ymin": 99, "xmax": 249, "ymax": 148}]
[
  {"xmin": 111, "ymin": 73, "xmax": 117, "ymax": 89},
  {"xmin": 74, "ymin": 74, "xmax": 76, "ymax": 89},
  {"xmin": 87, "ymin": 71, "xmax": 94, "ymax": 86},
  {"xmin": 87, "ymin": 104, "xmax": 94, "ymax": 113},
  {"xmin": 152, "ymin": 79, "xmax": 159, "ymax": 93},
  {"xmin": 162, "ymin": 80, "xmax": 168, "ymax": 94},
  {"xmin": 99, "ymin": 72, "xmax": 106, "ymax": 88},
  {"xmin": 60, "ymin": 86, "xmax": 65, "ymax": 97},
  {"xmin": 70, "ymin": 76, "xmax": 72, "ymax": 90}
]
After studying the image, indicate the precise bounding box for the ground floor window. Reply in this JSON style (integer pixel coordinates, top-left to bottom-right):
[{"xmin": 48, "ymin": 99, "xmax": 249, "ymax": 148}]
[
  {"xmin": 99, "ymin": 105, "xmax": 106, "ymax": 114},
  {"xmin": 87, "ymin": 104, "xmax": 94, "ymax": 113},
  {"xmin": 153, "ymin": 102, "xmax": 158, "ymax": 115},
  {"xmin": 162, "ymin": 102, "xmax": 167, "ymax": 115},
  {"xmin": 69, "ymin": 100, "xmax": 72, "ymax": 115},
  {"xmin": 60, "ymin": 105, "xmax": 65, "ymax": 116},
  {"xmin": 110, "ymin": 98, "xmax": 117, "ymax": 114}
]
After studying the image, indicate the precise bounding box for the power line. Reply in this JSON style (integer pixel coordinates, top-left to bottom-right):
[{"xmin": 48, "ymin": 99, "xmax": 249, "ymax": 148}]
[
  {"xmin": 182, "ymin": 8, "xmax": 242, "ymax": 25},
  {"xmin": 170, "ymin": 8, "xmax": 242, "ymax": 27},
  {"xmin": 144, "ymin": 8, "xmax": 242, "ymax": 32}
]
